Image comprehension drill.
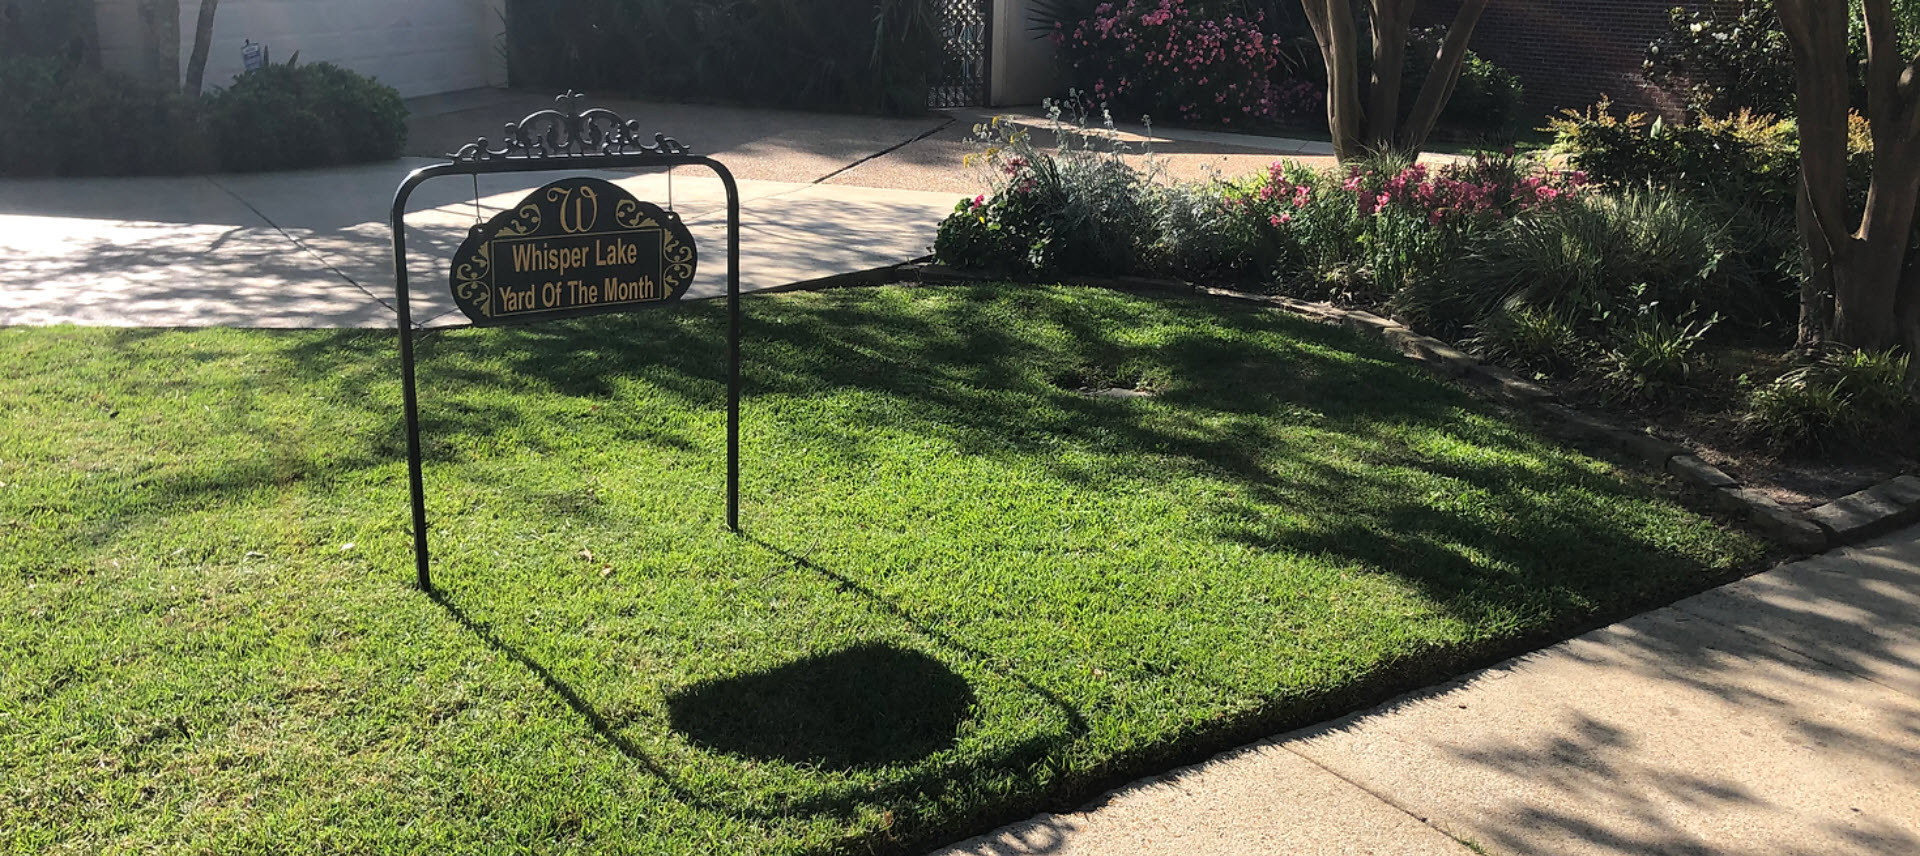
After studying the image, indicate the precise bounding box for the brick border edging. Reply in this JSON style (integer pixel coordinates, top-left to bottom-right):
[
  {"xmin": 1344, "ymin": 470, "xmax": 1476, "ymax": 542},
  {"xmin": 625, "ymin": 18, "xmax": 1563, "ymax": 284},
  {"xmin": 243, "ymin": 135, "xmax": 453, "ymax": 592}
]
[{"xmin": 820, "ymin": 264, "xmax": 1920, "ymax": 553}]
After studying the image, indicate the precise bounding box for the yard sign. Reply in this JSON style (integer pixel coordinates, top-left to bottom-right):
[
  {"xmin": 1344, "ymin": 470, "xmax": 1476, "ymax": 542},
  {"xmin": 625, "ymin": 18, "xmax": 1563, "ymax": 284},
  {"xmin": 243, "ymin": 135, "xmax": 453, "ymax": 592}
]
[{"xmin": 389, "ymin": 92, "xmax": 742, "ymax": 591}]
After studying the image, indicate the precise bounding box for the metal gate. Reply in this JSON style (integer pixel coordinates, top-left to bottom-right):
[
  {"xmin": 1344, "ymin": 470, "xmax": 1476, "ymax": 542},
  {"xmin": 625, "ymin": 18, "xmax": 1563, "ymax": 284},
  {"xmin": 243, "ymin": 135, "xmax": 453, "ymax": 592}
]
[{"xmin": 928, "ymin": 0, "xmax": 992, "ymax": 108}]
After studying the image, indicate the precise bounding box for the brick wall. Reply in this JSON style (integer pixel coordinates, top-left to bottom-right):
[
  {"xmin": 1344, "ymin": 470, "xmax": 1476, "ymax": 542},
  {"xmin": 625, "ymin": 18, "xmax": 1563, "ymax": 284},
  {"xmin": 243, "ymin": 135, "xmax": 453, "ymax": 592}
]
[{"xmin": 1418, "ymin": 0, "xmax": 1729, "ymax": 121}]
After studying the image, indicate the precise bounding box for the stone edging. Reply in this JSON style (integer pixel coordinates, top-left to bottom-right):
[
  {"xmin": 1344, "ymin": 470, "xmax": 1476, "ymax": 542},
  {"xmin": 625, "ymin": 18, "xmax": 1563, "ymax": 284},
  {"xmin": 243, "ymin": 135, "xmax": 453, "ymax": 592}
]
[{"xmin": 907, "ymin": 265, "xmax": 1920, "ymax": 553}]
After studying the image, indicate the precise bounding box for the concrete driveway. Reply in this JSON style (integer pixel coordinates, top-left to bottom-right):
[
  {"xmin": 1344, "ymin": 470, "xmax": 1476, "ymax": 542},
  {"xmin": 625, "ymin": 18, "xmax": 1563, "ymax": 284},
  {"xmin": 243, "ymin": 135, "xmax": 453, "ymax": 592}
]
[{"xmin": 0, "ymin": 91, "xmax": 974, "ymax": 329}]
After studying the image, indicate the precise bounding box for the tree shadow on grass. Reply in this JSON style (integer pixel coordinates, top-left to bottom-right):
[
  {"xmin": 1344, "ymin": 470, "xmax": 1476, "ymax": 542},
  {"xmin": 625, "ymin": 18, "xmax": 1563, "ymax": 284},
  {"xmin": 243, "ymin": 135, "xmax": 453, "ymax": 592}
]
[
  {"xmin": 666, "ymin": 642, "xmax": 976, "ymax": 770},
  {"xmin": 260, "ymin": 283, "xmax": 1759, "ymax": 632}
]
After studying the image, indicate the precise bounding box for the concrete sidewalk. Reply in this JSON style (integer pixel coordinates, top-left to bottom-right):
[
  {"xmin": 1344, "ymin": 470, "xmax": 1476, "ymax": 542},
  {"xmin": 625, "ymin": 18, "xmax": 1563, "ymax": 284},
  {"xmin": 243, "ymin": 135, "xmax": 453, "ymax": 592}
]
[{"xmin": 933, "ymin": 525, "xmax": 1920, "ymax": 856}]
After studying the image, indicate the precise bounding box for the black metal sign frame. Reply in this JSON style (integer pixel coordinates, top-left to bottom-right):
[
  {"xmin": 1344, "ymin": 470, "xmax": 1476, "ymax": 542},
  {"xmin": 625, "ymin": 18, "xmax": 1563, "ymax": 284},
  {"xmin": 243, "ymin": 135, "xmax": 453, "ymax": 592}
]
[{"xmin": 390, "ymin": 92, "xmax": 741, "ymax": 592}]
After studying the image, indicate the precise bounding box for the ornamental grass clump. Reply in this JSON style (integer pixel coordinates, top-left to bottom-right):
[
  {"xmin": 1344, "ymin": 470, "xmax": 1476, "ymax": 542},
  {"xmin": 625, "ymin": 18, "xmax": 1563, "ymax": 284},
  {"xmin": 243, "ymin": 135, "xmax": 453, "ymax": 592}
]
[{"xmin": 1743, "ymin": 348, "xmax": 1917, "ymax": 453}]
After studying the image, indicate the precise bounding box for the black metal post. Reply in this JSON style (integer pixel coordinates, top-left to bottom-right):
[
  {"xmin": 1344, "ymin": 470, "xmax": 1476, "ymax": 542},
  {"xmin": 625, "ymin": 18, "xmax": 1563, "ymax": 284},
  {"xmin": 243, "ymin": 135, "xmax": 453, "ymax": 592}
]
[
  {"xmin": 724, "ymin": 167, "xmax": 741, "ymax": 533},
  {"xmin": 391, "ymin": 175, "xmax": 433, "ymax": 591},
  {"xmin": 388, "ymin": 124, "xmax": 744, "ymax": 589}
]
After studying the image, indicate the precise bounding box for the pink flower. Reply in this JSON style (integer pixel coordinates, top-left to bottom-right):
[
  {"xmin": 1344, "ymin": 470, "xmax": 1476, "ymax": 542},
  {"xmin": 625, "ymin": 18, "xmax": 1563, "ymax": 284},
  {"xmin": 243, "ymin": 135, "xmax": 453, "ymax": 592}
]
[{"xmin": 971, "ymin": 194, "xmax": 985, "ymax": 208}]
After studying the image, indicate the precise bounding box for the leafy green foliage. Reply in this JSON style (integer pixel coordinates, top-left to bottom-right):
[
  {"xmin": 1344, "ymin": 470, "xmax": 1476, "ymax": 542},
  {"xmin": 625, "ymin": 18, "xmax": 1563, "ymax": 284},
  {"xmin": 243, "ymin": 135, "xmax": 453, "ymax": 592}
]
[
  {"xmin": 206, "ymin": 60, "xmax": 407, "ymax": 172},
  {"xmin": 1600, "ymin": 315, "xmax": 1717, "ymax": 403},
  {"xmin": 1548, "ymin": 103, "xmax": 1803, "ymax": 205},
  {"xmin": 1400, "ymin": 29, "xmax": 1526, "ymax": 141},
  {"xmin": 1642, "ymin": 1, "xmax": 1797, "ymax": 118},
  {"xmin": 936, "ymin": 106, "xmax": 1151, "ymax": 275},
  {"xmin": 1444, "ymin": 189, "xmax": 1746, "ymax": 333},
  {"xmin": 1462, "ymin": 304, "xmax": 1587, "ymax": 377},
  {"xmin": 1642, "ymin": 0, "xmax": 1920, "ymax": 117},
  {"xmin": 0, "ymin": 57, "xmax": 213, "ymax": 177},
  {"xmin": 1547, "ymin": 102, "xmax": 1873, "ymax": 332},
  {"xmin": 506, "ymin": 0, "xmax": 941, "ymax": 115},
  {"xmin": 0, "ymin": 287, "xmax": 1760, "ymax": 853},
  {"xmin": 1743, "ymin": 348, "xmax": 1918, "ymax": 453},
  {"xmin": 0, "ymin": 55, "xmax": 406, "ymax": 176}
]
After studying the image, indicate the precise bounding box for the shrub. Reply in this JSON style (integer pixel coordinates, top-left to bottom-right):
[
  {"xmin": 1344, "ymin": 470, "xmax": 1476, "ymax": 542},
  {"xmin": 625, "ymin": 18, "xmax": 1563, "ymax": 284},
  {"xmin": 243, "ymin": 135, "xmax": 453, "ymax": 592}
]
[
  {"xmin": 207, "ymin": 61, "xmax": 407, "ymax": 172},
  {"xmin": 0, "ymin": 57, "xmax": 213, "ymax": 177},
  {"xmin": 1547, "ymin": 102, "xmax": 1803, "ymax": 207},
  {"xmin": 1548, "ymin": 102, "xmax": 1878, "ymax": 333},
  {"xmin": 1743, "ymin": 349, "xmax": 1917, "ymax": 453},
  {"xmin": 1438, "ymin": 189, "xmax": 1745, "ymax": 335},
  {"xmin": 1642, "ymin": 1, "xmax": 1797, "ymax": 118},
  {"xmin": 1052, "ymin": 0, "xmax": 1302, "ymax": 127},
  {"xmin": 934, "ymin": 195, "xmax": 1019, "ymax": 272},
  {"xmin": 1600, "ymin": 314, "xmax": 1716, "ymax": 403},
  {"xmin": 1463, "ymin": 304, "xmax": 1586, "ymax": 377},
  {"xmin": 1140, "ymin": 181, "xmax": 1264, "ymax": 282},
  {"xmin": 1642, "ymin": 0, "xmax": 1920, "ymax": 118},
  {"xmin": 935, "ymin": 106, "xmax": 1151, "ymax": 275}
]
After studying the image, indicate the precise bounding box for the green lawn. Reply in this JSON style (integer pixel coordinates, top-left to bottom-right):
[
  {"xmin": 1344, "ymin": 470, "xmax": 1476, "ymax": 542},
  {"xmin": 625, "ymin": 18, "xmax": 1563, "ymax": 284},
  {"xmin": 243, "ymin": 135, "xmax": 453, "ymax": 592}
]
[{"xmin": 1, "ymin": 285, "xmax": 1761, "ymax": 854}]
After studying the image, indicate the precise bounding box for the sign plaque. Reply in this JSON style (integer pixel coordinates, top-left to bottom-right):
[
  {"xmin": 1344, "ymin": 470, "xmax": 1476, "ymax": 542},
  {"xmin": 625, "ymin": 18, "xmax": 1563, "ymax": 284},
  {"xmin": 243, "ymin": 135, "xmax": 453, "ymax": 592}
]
[{"xmin": 448, "ymin": 176, "xmax": 698, "ymax": 326}]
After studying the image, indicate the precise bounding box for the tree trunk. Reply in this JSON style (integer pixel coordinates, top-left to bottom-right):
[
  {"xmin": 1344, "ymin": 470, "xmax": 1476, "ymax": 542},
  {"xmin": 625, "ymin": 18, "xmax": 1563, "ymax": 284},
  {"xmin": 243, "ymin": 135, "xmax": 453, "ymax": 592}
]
[
  {"xmin": 1302, "ymin": 0, "xmax": 1365, "ymax": 160},
  {"xmin": 1365, "ymin": 0, "xmax": 1411, "ymax": 150},
  {"xmin": 1795, "ymin": 178, "xmax": 1835, "ymax": 348},
  {"xmin": 184, "ymin": 0, "xmax": 219, "ymax": 95},
  {"xmin": 1398, "ymin": 0, "xmax": 1490, "ymax": 154},
  {"xmin": 1836, "ymin": 135, "xmax": 1920, "ymax": 348},
  {"xmin": 1780, "ymin": 0, "xmax": 1856, "ymax": 348}
]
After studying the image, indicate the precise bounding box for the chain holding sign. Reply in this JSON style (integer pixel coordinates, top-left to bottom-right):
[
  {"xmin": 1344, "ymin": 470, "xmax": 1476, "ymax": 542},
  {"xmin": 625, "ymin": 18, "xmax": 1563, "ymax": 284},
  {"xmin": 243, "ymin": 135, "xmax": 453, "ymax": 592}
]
[{"xmin": 389, "ymin": 92, "xmax": 742, "ymax": 592}]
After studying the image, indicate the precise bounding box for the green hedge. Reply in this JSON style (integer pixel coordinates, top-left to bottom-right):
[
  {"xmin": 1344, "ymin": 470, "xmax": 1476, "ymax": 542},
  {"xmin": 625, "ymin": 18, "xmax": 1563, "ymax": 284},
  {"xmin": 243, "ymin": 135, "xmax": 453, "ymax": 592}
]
[
  {"xmin": 0, "ymin": 57, "xmax": 406, "ymax": 178},
  {"xmin": 208, "ymin": 62, "xmax": 408, "ymax": 173},
  {"xmin": 0, "ymin": 58, "xmax": 214, "ymax": 176}
]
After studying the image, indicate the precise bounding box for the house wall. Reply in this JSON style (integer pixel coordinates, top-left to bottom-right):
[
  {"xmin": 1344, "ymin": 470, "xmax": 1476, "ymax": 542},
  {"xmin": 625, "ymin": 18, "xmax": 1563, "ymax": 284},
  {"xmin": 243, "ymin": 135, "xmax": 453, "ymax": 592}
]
[
  {"xmin": 990, "ymin": 0, "xmax": 1062, "ymax": 106},
  {"xmin": 1417, "ymin": 0, "xmax": 1729, "ymax": 120},
  {"xmin": 96, "ymin": 0, "xmax": 507, "ymax": 97}
]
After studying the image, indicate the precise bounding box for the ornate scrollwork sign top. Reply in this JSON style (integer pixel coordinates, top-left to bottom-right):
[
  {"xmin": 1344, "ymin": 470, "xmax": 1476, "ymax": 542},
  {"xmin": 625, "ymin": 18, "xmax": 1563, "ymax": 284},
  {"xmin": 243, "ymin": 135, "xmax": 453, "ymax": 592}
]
[{"xmin": 450, "ymin": 91, "xmax": 690, "ymax": 162}]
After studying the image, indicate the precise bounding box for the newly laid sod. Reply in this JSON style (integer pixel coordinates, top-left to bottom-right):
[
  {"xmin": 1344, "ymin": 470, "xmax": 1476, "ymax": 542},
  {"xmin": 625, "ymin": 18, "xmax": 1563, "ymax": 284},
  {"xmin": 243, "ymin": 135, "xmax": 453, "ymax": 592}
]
[{"xmin": 2, "ymin": 285, "xmax": 1760, "ymax": 853}]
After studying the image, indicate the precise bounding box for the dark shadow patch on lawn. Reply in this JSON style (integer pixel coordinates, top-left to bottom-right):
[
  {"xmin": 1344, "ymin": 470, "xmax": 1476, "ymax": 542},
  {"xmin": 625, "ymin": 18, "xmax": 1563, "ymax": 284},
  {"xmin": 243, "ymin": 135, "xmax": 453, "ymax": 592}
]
[
  {"xmin": 666, "ymin": 642, "xmax": 975, "ymax": 770},
  {"xmin": 745, "ymin": 535, "xmax": 1092, "ymax": 742},
  {"xmin": 428, "ymin": 573, "xmax": 1077, "ymax": 830}
]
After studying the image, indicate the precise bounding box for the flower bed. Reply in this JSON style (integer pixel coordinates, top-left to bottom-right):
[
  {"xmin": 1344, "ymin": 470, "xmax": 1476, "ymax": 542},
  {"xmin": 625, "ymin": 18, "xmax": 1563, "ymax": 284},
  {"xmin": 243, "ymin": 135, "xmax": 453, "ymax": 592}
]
[{"xmin": 934, "ymin": 113, "xmax": 1918, "ymax": 507}]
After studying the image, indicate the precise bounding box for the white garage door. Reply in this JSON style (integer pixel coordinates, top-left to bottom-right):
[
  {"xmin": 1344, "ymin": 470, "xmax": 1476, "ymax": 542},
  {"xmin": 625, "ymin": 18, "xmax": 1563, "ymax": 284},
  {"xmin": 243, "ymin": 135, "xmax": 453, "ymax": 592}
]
[{"xmin": 177, "ymin": 0, "xmax": 501, "ymax": 97}]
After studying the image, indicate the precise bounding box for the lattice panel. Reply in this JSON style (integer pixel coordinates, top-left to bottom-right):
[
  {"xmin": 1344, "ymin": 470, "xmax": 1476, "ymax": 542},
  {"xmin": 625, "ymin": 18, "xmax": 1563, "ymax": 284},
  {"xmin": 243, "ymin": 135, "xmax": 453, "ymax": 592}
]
[{"xmin": 928, "ymin": 0, "xmax": 991, "ymax": 108}]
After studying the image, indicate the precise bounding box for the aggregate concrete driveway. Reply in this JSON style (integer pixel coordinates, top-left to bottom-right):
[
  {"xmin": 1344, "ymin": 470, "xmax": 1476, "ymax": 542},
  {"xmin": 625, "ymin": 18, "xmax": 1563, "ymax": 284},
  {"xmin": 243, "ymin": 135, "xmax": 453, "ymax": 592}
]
[{"xmin": 0, "ymin": 90, "xmax": 974, "ymax": 329}]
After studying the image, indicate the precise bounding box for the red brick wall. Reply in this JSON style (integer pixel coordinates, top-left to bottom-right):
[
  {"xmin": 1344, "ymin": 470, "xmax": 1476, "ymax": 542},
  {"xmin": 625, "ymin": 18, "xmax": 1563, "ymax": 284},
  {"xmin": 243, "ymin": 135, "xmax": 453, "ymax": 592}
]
[{"xmin": 1417, "ymin": 0, "xmax": 1730, "ymax": 122}]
